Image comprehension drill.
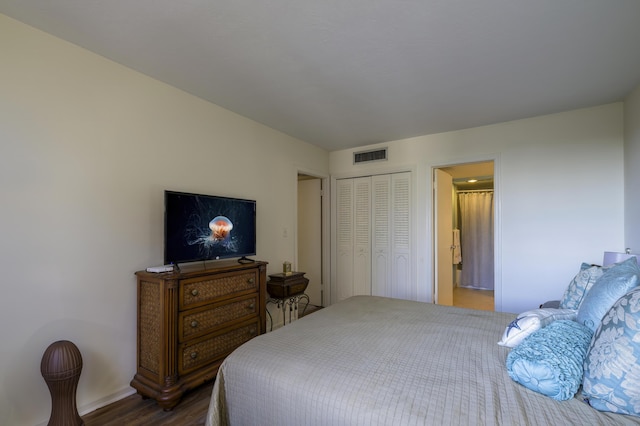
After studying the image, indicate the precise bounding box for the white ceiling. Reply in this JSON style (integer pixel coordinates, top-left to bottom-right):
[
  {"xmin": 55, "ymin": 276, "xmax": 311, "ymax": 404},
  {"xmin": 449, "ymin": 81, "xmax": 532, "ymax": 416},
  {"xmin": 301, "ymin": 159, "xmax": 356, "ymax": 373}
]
[{"xmin": 2, "ymin": 1, "xmax": 640, "ymax": 151}]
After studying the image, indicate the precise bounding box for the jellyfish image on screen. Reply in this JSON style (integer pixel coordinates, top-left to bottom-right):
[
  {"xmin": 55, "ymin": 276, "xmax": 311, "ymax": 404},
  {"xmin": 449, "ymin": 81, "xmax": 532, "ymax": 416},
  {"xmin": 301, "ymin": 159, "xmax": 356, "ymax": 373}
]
[
  {"xmin": 197, "ymin": 214, "xmax": 239, "ymax": 254},
  {"xmin": 209, "ymin": 216, "xmax": 233, "ymax": 242},
  {"xmin": 179, "ymin": 195, "xmax": 252, "ymax": 259},
  {"xmin": 185, "ymin": 213, "xmax": 240, "ymax": 256}
]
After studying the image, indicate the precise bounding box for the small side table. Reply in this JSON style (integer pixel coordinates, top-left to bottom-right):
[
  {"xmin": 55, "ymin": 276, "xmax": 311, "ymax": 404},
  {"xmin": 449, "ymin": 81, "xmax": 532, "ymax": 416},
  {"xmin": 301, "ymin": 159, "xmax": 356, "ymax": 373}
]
[{"xmin": 267, "ymin": 272, "xmax": 309, "ymax": 329}]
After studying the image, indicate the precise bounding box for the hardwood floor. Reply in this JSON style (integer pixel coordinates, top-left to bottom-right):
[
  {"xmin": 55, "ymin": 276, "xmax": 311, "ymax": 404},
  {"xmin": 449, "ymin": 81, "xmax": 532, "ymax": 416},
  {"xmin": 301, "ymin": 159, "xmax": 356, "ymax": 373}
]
[
  {"xmin": 453, "ymin": 286, "xmax": 494, "ymax": 311},
  {"xmin": 83, "ymin": 382, "xmax": 213, "ymax": 426}
]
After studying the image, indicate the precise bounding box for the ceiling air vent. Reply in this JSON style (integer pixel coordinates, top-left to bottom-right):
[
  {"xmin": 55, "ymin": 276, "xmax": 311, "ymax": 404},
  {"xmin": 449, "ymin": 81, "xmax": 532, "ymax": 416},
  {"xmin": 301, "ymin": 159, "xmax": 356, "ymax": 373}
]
[{"xmin": 354, "ymin": 148, "xmax": 387, "ymax": 164}]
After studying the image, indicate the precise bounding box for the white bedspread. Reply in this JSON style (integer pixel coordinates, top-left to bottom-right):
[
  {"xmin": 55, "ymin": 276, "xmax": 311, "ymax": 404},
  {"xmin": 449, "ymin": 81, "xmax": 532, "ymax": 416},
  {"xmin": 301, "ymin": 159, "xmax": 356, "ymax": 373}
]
[{"xmin": 206, "ymin": 296, "xmax": 640, "ymax": 425}]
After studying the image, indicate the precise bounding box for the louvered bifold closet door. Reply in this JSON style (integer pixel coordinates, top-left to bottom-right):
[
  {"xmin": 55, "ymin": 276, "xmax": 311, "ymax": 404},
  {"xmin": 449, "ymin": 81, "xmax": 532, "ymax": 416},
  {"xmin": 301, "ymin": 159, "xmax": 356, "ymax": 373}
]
[
  {"xmin": 391, "ymin": 172, "xmax": 412, "ymax": 299},
  {"xmin": 335, "ymin": 173, "xmax": 412, "ymax": 302},
  {"xmin": 335, "ymin": 179, "xmax": 354, "ymax": 302},
  {"xmin": 336, "ymin": 177, "xmax": 372, "ymax": 301},
  {"xmin": 371, "ymin": 175, "xmax": 391, "ymax": 297},
  {"xmin": 353, "ymin": 177, "xmax": 372, "ymax": 297}
]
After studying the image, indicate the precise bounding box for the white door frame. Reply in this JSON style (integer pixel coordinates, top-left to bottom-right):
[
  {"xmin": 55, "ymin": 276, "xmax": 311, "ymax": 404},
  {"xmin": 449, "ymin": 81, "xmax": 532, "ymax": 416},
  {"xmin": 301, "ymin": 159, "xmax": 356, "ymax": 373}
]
[
  {"xmin": 431, "ymin": 157, "xmax": 502, "ymax": 312},
  {"xmin": 295, "ymin": 168, "xmax": 330, "ymax": 307}
]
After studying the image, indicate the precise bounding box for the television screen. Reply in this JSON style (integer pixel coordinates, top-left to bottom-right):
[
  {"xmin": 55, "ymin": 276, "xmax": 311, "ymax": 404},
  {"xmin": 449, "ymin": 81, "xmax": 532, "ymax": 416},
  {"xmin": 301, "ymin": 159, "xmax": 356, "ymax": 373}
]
[{"xmin": 164, "ymin": 190, "xmax": 256, "ymax": 264}]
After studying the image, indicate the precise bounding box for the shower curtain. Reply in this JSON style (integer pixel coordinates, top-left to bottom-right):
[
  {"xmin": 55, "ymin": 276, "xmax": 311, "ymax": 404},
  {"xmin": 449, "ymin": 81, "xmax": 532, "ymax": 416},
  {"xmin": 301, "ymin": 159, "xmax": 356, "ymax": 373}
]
[{"xmin": 458, "ymin": 191, "xmax": 494, "ymax": 290}]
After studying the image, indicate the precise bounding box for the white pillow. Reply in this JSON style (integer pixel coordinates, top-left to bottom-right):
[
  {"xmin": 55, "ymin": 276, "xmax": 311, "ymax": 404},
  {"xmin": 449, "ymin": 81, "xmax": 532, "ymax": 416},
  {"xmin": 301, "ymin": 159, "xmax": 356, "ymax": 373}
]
[{"xmin": 498, "ymin": 308, "xmax": 577, "ymax": 348}]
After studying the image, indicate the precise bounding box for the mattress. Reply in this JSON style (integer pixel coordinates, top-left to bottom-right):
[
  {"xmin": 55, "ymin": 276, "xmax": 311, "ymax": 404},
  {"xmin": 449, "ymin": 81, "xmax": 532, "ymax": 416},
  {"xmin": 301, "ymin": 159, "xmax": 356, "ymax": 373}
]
[{"xmin": 205, "ymin": 295, "xmax": 640, "ymax": 425}]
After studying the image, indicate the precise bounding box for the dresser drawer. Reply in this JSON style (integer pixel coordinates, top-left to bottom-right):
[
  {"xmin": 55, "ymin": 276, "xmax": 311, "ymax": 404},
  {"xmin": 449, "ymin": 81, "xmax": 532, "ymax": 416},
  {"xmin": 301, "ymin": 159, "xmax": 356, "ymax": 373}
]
[
  {"xmin": 178, "ymin": 318, "xmax": 259, "ymax": 375},
  {"xmin": 133, "ymin": 261, "xmax": 267, "ymax": 410},
  {"xmin": 180, "ymin": 270, "xmax": 258, "ymax": 309},
  {"xmin": 179, "ymin": 295, "xmax": 258, "ymax": 342}
]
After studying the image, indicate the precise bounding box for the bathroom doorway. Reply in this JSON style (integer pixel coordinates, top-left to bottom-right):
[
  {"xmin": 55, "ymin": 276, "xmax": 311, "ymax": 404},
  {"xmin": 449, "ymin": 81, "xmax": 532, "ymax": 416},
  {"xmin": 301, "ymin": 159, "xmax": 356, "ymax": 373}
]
[{"xmin": 433, "ymin": 161, "xmax": 495, "ymax": 311}]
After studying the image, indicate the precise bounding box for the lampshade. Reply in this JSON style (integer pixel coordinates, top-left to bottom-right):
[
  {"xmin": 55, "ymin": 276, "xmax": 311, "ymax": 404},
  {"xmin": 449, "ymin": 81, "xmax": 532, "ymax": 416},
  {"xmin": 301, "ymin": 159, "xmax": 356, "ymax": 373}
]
[{"xmin": 603, "ymin": 251, "xmax": 638, "ymax": 266}]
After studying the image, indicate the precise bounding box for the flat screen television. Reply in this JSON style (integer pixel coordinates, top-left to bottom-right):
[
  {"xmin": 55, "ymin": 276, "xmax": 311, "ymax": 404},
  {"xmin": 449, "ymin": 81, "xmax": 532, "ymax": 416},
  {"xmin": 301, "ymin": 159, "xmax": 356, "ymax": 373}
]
[{"xmin": 164, "ymin": 190, "xmax": 256, "ymax": 265}]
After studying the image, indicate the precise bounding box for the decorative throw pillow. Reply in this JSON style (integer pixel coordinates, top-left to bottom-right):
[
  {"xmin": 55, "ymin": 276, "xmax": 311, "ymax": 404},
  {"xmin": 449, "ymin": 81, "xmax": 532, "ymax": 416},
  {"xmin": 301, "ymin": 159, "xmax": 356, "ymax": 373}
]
[
  {"xmin": 583, "ymin": 287, "xmax": 640, "ymax": 417},
  {"xmin": 577, "ymin": 257, "xmax": 640, "ymax": 332},
  {"xmin": 506, "ymin": 320, "xmax": 593, "ymax": 401},
  {"xmin": 497, "ymin": 308, "xmax": 577, "ymax": 348},
  {"xmin": 559, "ymin": 263, "xmax": 604, "ymax": 310}
]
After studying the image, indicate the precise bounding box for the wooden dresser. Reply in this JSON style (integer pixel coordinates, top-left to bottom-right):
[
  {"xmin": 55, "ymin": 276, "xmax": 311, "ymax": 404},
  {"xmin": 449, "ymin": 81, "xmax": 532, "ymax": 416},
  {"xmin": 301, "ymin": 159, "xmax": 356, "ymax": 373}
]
[{"xmin": 130, "ymin": 260, "xmax": 267, "ymax": 410}]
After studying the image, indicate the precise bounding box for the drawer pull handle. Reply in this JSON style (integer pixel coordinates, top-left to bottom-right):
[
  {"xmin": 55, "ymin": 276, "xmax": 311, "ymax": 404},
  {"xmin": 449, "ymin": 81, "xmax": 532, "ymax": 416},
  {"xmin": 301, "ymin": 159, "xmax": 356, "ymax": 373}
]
[
  {"xmin": 191, "ymin": 320, "xmax": 199, "ymax": 328},
  {"xmin": 190, "ymin": 351, "xmax": 198, "ymax": 360},
  {"xmin": 248, "ymin": 303, "xmax": 255, "ymax": 310},
  {"xmin": 249, "ymin": 327, "xmax": 257, "ymax": 336},
  {"xmin": 247, "ymin": 278, "xmax": 255, "ymax": 284},
  {"xmin": 191, "ymin": 289, "xmax": 199, "ymax": 297}
]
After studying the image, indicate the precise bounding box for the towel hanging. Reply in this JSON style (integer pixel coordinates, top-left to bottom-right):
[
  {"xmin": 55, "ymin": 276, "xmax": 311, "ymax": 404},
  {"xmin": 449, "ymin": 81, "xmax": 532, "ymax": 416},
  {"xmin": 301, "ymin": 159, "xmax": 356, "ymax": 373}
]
[{"xmin": 452, "ymin": 229, "xmax": 462, "ymax": 264}]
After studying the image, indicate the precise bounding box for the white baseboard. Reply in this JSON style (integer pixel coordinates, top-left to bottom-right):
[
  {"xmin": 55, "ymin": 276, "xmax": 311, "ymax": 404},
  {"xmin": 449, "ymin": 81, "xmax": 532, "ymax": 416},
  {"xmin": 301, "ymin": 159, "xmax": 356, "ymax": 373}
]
[{"xmin": 79, "ymin": 387, "xmax": 137, "ymax": 416}]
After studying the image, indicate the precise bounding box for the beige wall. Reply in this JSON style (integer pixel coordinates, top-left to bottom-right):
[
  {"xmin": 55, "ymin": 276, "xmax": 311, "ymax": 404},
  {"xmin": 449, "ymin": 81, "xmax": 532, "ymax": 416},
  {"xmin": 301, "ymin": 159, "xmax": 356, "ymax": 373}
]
[
  {"xmin": 0, "ymin": 15, "xmax": 328, "ymax": 425},
  {"xmin": 625, "ymin": 84, "xmax": 640, "ymax": 250},
  {"xmin": 331, "ymin": 103, "xmax": 625, "ymax": 314}
]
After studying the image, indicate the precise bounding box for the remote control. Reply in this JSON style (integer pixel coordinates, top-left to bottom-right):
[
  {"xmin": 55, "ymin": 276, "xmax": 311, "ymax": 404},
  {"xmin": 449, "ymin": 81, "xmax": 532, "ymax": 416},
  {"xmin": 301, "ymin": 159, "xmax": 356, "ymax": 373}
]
[{"xmin": 146, "ymin": 265, "xmax": 174, "ymax": 273}]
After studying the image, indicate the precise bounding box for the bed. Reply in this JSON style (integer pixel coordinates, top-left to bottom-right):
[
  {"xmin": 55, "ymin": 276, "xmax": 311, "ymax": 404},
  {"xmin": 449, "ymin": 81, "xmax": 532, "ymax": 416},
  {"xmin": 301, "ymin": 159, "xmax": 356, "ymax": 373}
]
[{"xmin": 205, "ymin": 295, "xmax": 640, "ymax": 425}]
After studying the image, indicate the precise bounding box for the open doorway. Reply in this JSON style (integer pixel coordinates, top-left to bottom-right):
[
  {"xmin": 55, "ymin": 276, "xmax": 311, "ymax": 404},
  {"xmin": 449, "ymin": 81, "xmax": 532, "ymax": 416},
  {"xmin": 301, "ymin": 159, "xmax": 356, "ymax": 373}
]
[
  {"xmin": 297, "ymin": 173, "xmax": 326, "ymax": 313},
  {"xmin": 434, "ymin": 161, "xmax": 495, "ymax": 311}
]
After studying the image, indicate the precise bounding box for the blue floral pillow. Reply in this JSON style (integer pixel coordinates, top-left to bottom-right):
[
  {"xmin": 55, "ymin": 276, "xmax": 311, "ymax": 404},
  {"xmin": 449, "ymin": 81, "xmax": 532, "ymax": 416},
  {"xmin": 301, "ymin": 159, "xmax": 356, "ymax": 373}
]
[
  {"xmin": 559, "ymin": 263, "xmax": 604, "ymax": 310},
  {"xmin": 583, "ymin": 287, "xmax": 640, "ymax": 417},
  {"xmin": 577, "ymin": 257, "xmax": 640, "ymax": 332}
]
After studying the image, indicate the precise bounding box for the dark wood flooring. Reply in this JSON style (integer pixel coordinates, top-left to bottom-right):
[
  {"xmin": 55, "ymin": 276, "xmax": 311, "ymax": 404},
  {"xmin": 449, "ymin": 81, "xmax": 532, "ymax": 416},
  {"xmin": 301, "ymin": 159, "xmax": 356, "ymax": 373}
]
[
  {"xmin": 83, "ymin": 304, "xmax": 324, "ymax": 425},
  {"xmin": 83, "ymin": 382, "xmax": 213, "ymax": 426}
]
